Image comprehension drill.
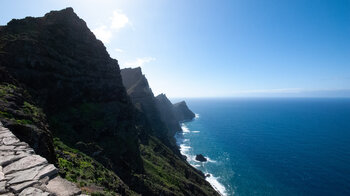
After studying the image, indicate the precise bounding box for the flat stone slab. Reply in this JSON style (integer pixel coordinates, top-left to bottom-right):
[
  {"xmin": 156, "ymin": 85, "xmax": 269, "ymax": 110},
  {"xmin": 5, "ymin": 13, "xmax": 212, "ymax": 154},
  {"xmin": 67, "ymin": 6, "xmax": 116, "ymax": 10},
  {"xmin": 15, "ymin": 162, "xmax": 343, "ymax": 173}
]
[
  {"xmin": 0, "ymin": 193, "xmax": 15, "ymax": 196},
  {"xmin": 0, "ymin": 132, "xmax": 15, "ymax": 139},
  {"xmin": 9, "ymin": 180, "xmax": 37, "ymax": 193},
  {"xmin": 0, "ymin": 122, "xmax": 83, "ymax": 195},
  {"xmin": 0, "ymin": 181, "xmax": 6, "ymax": 193},
  {"xmin": 46, "ymin": 176, "xmax": 82, "ymax": 196},
  {"xmin": 2, "ymin": 137, "xmax": 20, "ymax": 146},
  {"xmin": 0, "ymin": 154, "xmax": 27, "ymax": 166},
  {"xmin": 7, "ymin": 165, "xmax": 44, "ymax": 185},
  {"xmin": 19, "ymin": 187, "xmax": 50, "ymax": 196},
  {"xmin": 35, "ymin": 164, "xmax": 58, "ymax": 180},
  {"xmin": 0, "ymin": 145, "xmax": 16, "ymax": 151},
  {"xmin": 0, "ymin": 166, "xmax": 3, "ymax": 181},
  {"xmin": 3, "ymin": 155, "xmax": 47, "ymax": 174}
]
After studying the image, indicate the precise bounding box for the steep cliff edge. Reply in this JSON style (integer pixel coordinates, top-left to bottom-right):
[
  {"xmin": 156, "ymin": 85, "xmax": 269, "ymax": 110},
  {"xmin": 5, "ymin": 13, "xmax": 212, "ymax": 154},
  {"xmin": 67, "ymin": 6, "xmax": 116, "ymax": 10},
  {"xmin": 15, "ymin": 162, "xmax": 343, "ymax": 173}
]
[
  {"xmin": 120, "ymin": 68, "xmax": 173, "ymax": 147},
  {"xmin": 0, "ymin": 8, "xmax": 219, "ymax": 196},
  {"xmin": 120, "ymin": 68, "xmax": 195, "ymax": 143},
  {"xmin": 155, "ymin": 94, "xmax": 182, "ymax": 136},
  {"xmin": 173, "ymin": 101, "xmax": 196, "ymax": 122},
  {"xmin": 155, "ymin": 94, "xmax": 195, "ymax": 136}
]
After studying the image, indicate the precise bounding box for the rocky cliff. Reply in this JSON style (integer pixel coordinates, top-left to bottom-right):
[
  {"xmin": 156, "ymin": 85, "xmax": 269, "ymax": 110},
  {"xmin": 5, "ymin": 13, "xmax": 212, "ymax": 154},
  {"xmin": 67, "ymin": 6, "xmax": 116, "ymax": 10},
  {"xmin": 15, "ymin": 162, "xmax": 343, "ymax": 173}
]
[
  {"xmin": 173, "ymin": 101, "xmax": 196, "ymax": 122},
  {"xmin": 120, "ymin": 68, "xmax": 173, "ymax": 147},
  {"xmin": 120, "ymin": 68, "xmax": 195, "ymax": 142},
  {"xmin": 0, "ymin": 8, "xmax": 219, "ymax": 196},
  {"xmin": 155, "ymin": 94, "xmax": 195, "ymax": 136}
]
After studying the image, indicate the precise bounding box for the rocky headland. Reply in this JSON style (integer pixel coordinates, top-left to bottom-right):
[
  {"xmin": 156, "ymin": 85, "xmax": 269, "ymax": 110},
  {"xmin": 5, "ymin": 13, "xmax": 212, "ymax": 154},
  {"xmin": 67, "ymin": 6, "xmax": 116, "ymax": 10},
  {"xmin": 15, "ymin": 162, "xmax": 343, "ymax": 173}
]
[{"xmin": 0, "ymin": 8, "xmax": 219, "ymax": 196}]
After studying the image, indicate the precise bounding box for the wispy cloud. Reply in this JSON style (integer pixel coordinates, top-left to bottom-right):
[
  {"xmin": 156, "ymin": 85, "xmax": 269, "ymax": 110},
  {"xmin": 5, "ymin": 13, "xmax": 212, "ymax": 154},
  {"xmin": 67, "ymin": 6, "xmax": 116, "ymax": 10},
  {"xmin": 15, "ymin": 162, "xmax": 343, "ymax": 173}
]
[
  {"xmin": 124, "ymin": 57, "xmax": 156, "ymax": 68},
  {"xmin": 92, "ymin": 10, "xmax": 131, "ymax": 44},
  {"xmin": 92, "ymin": 25, "xmax": 112, "ymax": 44}
]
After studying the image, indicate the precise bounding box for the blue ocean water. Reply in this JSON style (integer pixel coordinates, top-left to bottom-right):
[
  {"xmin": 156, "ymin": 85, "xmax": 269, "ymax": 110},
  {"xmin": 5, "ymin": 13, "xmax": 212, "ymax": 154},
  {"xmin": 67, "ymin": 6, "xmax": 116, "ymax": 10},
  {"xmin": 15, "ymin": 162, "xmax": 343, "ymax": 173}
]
[{"xmin": 174, "ymin": 98, "xmax": 350, "ymax": 196}]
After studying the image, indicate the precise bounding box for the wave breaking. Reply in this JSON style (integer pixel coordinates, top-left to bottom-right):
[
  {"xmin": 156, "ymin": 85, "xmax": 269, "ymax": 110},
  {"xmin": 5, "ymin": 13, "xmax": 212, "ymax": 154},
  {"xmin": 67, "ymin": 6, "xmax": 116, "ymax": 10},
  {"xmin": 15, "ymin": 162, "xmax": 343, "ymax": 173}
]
[{"xmin": 176, "ymin": 122, "xmax": 228, "ymax": 196}]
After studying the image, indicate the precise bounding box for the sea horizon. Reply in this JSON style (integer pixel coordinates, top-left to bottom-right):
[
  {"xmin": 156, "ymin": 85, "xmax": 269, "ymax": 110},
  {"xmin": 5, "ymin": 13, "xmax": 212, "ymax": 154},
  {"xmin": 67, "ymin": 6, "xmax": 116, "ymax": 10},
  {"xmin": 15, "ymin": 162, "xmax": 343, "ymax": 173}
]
[
  {"xmin": 174, "ymin": 98, "xmax": 350, "ymax": 196},
  {"xmin": 1, "ymin": 1, "xmax": 349, "ymax": 195}
]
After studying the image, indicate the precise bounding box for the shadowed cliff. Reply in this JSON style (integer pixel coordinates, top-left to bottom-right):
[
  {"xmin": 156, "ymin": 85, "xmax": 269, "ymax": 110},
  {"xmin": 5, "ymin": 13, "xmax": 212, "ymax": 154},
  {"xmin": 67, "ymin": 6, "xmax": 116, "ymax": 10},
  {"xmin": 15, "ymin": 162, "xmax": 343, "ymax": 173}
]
[
  {"xmin": 0, "ymin": 8, "xmax": 219, "ymax": 196},
  {"xmin": 121, "ymin": 68, "xmax": 196, "ymax": 140}
]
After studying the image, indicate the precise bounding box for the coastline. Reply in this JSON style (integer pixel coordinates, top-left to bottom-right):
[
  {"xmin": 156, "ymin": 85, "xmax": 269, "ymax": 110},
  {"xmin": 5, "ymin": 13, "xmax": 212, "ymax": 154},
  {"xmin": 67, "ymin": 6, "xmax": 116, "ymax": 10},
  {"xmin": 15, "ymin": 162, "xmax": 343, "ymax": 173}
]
[{"xmin": 175, "ymin": 114, "xmax": 228, "ymax": 196}]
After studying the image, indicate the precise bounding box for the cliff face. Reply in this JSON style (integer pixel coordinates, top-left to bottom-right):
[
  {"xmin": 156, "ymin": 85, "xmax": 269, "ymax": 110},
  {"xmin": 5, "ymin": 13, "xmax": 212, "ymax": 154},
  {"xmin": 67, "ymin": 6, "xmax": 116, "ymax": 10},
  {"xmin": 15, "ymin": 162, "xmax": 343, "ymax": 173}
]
[
  {"xmin": 120, "ymin": 68, "xmax": 172, "ymax": 146},
  {"xmin": 173, "ymin": 101, "xmax": 196, "ymax": 122},
  {"xmin": 120, "ymin": 68, "xmax": 195, "ymax": 143},
  {"xmin": 0, "ymin": 7, "xmax": 143, "ymax": 178},
  {"xmin": 0, "ymin": 8, "xmax": 219, "ymax": 196},
  {"xmin": 155, "ymin": 94, "xmax": 195, "ymax": 136},
  {"xmin": 155, "ymin": 94, "xmax": 182, "ymax": 136}
]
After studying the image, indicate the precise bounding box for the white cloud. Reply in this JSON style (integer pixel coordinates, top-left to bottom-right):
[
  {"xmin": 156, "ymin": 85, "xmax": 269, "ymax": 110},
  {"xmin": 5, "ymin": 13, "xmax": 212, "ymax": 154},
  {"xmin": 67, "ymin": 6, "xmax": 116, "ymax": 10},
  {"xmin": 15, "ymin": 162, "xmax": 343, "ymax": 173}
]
[
  {"xmin": 115, "ymin": 48, "xmax": 124, "ymax": 53},
  {"xmin": 111, "ymin": 10, "xmax": 130, "ymax": 30},
  {"xmin": 92, "ymin": 25, "xmax": 112, "ymax": 44},
  {"xmin": 92, "ymin": 10, "xmax": 130, "ymax": 44},
  {"xmin": 124, "ymin": 57, "xmax": 156, "ymax": 68}
]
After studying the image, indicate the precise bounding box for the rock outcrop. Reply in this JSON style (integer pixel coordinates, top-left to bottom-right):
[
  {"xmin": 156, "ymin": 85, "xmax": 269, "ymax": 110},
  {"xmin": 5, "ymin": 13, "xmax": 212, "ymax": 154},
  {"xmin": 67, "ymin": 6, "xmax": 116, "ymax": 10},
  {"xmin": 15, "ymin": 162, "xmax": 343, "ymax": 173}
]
[
  {"xmin": 0, "ymin": 8, "xmax": 219, "ymax": 196},
  {"xmin": 155, "ymin": 94, "xmax": 183, "ymax": 135},
  {"xmin": 155, "ymin": 94, "xmax": 196, "ymax": 135},
  {"xmin": 120, "ymin": 68, "xmax": 172, "ymax": 146},
  {"xmin": 195, "ymin": 154, "xmax": 208, "ymax": 162},
  {"xmin": 0, "ymin": 122, "xmax": 82, "ymax": 196},
  {"xmin": 120, "ymin": 68, "xmax": 196, "ymax": 144},
  {"xmin": 173, "ymin": 101, "xmax": 196, "ymax": 122}
]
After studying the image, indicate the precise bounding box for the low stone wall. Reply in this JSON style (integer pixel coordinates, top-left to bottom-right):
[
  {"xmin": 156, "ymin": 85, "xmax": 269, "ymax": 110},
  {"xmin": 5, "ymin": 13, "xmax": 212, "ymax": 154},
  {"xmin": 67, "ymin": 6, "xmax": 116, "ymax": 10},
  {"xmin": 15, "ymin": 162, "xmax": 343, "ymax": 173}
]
[{"xmin": 0, "ymin": 122, "xmax": 85, "ymax": 196}]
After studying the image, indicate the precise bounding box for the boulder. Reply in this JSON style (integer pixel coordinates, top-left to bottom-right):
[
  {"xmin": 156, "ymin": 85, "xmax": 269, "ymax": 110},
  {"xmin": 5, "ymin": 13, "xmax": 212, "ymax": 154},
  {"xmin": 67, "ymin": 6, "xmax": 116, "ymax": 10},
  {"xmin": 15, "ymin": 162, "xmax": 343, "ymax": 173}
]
[{"xmin": 195, "ymin": 154, "xmax": 207, "ymax": 162}]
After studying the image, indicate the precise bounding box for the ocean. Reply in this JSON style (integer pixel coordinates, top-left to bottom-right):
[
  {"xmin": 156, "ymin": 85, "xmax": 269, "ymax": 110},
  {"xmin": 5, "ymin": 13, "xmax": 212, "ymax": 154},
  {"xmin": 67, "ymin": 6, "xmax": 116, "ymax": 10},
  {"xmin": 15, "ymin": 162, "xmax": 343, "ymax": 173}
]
[{"xmin": 173, "ymin": 98, "xmax": 350, "ymax": 196}]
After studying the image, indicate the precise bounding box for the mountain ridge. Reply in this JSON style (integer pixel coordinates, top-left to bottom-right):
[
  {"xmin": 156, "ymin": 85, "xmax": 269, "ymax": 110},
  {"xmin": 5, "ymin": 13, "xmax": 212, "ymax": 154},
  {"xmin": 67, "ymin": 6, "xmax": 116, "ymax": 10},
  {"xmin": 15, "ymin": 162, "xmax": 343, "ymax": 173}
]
[{"xmin": 0, "ymin": 7, "xmax": 219, "ymax": 196}]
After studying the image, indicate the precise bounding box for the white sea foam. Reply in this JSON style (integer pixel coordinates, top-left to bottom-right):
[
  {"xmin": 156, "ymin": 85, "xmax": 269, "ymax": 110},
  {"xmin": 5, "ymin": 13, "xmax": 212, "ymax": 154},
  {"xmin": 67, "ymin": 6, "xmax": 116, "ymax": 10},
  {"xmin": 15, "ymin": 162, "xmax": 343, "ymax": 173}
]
[
  {"xmin": 206, "ymin": 157, "xmax": 217, "ymax": 163},
  {"xmin": 181, "ymin": 124, "xmax": 190, "ymax": 133},
  {"xmin": 176, "ymin": 119, "xmax": 228, "ymax": 196},
  {"xmin": 195, "ymin": 113, "xmax": 200, "ymax": 119},
  {"xmin": 205, "ymin": 173, "xmax": 228, "ymax": 196},
  {"xmin": 180, "ymin": 144, "xmax": 191, "ymax": 154}
]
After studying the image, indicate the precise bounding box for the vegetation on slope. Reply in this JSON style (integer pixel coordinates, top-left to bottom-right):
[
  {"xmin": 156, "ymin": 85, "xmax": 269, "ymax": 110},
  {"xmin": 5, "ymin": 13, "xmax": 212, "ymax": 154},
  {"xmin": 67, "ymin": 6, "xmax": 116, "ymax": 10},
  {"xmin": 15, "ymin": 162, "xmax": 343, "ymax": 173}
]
[
  {"xmin": 0, "ymin": 8, "xmax": 220, "ymax": 196},
  {"xmin": 54, "ymin": 138, "xmax": 136, "ymax": 196},
  {"xmin": 136, "ymin": 136, "xmax": 218, "ymax": 196}
]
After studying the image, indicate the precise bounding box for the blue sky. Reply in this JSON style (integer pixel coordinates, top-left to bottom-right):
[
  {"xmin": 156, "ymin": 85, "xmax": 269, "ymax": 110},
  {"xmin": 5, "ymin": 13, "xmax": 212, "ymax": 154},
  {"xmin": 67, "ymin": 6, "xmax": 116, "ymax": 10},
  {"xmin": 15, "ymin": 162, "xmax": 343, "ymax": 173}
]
[{"xmin": 1, "ymin": 0, "xmax": 349, "ymax": 97}]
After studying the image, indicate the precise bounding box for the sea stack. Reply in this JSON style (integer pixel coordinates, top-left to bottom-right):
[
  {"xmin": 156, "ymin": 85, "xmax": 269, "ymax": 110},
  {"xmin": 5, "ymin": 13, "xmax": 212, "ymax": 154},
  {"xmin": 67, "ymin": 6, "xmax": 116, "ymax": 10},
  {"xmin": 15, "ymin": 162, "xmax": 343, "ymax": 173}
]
[{"xmin": 196, "ymin": 154, "xmax": 208, "ymax": 162}]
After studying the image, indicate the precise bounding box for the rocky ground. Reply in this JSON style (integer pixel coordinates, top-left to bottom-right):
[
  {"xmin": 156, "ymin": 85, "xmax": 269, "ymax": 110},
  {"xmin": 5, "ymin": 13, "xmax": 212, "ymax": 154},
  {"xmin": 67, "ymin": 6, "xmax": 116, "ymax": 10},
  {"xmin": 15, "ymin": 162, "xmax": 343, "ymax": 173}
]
[{"xmin": 0, "ymin": 122, "xmax": 84, "ymax": 196}]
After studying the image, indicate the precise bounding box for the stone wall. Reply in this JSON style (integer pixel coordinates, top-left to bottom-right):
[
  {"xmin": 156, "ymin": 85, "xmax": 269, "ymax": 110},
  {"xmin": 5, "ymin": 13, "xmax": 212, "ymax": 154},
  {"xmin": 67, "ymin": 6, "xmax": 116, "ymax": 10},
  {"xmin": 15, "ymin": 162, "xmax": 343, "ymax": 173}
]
[{"xmin": 0, "ymin": 122, "xmax": 84, "ymax": 196}]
